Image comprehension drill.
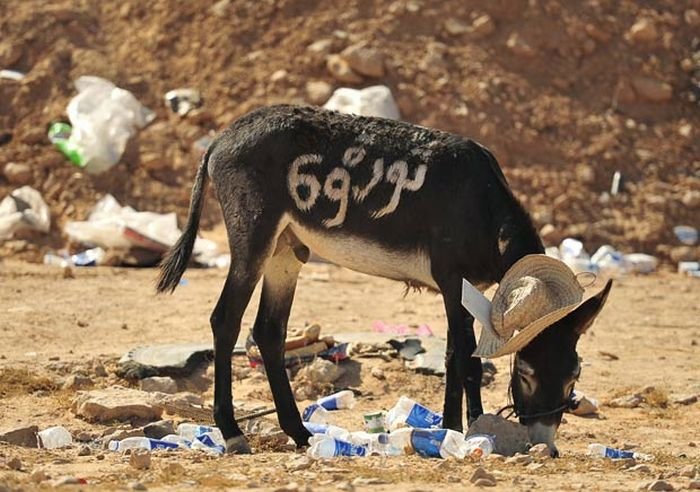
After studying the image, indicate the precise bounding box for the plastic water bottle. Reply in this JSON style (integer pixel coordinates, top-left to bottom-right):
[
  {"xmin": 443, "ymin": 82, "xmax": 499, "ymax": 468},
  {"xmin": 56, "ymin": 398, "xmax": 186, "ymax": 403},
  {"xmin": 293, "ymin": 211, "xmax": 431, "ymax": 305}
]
[
  {"xmin": 303, "ymin": 422, "xmax": 349, "ymax": 439},
  {"xmin": 464, "ymin": 434, "xmax": 495, "ymax": 459},
  {"xmin": 177, "ymin": 423, "xmax": 224, "ymax": 444},
  {"xmin": 307, "ymin": 436, "xmax": 368, "ymax": 458},
  {"xmin": 302, "ymin": 390, "xmax": 356, "ymax": 423},
  {"xmin": 38, "ymin": 426, "xmax": 73, "ymax": 449},
  {"xmin": 160, "ymin": 434, "xmax": 192, "ymax": 448},
  {"xmin": 388, "ymin": 428, "xmax": 468, "ymax": 459},
  {"xmin": 108, "ymin": 437, "xmax": 180, "ymax": 452},
  {"xmin": 587, "ymin": 443, "xmax": 652, "ymax": 461},
  {"xmin": 385, "ymin": 396, "xmax": 443, "ymax": 430}
]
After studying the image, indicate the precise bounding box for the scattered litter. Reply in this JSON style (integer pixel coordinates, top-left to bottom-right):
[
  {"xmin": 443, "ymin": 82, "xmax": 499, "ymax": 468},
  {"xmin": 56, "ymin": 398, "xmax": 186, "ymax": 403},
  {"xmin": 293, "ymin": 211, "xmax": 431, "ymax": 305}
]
[
  {"xmin": 587, "ymin": 443, "xmax": 653, "ymax": 461},
  {"xmin": 48, "ymin": 122, "xmax": 84, "ymax": 168},
  {"xmin": 0, "ymin": 186, "xmax": 50, "ymax": 241},
  {"xmin": 674, "ymin": 225, "xmax": 698, "ymax": 245},
  {"xmin": 464, "ymin": 434, "xmax": 496, "ymax": 459},
  {"xmin": 117, "ymin": 343, "xmax": 228, "ymax": 380},
  {"xmin": 610, "ymin": 170, "xmax": 623, "ymax": 195},
  {"xmin": 164, "ymin": 88, "xmax": 202, "ymax": 116},
  {"xmin": 307, "ymin": 436, "xmax": 368, "ymax": 458},
  {"xmin": 44, "ymin": 247, "xmax": 106, "ymax": 268},
  {"xmin": 0, "ymin": 69, "xmax": 25, "ymax": 81},
  {"xmin": 64, "ymin": 194, "xmax": 224, "ymax": 267},
  {"xmin": 109, "ymin": 423, "xmax": 225, "ymax": 455},
  {"xmin": 466, "ymin": 414, "xmax": 529, "ymax": 457},
  {"xmin": 385, "ymin": 395, "xmax": 442, "ymax": 430},
  {"xmin": 37, "ymin": 426, "xmax": 72, "ymax": 449},
  {"xmin": 548, "ymin": 238, "xmax": 658, "ymax": 275},
  {"xmin": 678, "ymin": 262, "xmax": 700, "ymax": 277},
  {"xmin": 323, "ymin": 85, "xmax": 400, "ymax": 120},
  {"xmin": 302, "ymin": 390, "xmax": 356, "ymax": 424},
  {"xmin": 363, "ymin": 411, "xmax": 386, "ymax": 433},
  {"xmin": 53, "ymin": 76, "xmax": 155, "ymax": 174},
  {"xmin": 569, "ymin": 390, "xmax": 600, "ymax": 416}
]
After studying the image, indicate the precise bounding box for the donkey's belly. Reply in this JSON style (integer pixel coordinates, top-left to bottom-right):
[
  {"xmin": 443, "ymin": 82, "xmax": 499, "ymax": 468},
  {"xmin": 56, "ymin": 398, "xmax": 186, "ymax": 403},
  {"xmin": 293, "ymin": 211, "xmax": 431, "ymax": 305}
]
[{"xmin": 287, "ymin": 219, "xmax": 438, "ymax": 290}]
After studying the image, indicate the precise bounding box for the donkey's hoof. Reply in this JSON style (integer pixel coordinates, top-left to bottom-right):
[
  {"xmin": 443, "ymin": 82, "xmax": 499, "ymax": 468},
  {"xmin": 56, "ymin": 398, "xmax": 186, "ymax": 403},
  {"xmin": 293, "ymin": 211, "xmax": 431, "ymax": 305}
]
[{"xmin": 225, "ymin": 435, "xmax": 252, "ymax": 454}]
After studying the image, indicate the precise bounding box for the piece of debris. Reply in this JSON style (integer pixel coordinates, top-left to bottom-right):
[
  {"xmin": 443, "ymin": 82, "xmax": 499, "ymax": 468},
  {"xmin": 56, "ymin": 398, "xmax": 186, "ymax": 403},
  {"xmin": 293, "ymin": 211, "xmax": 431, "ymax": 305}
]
[
  {"xmin": 143, "ymin": 420, "xmax": 175, "ymax": 440},
  {"xmin": 467, "ymin": 414, "xmax": 529, "ymax": 457},
  {"xmin": 37, "ymin": 426, "xmax": 73, "ymax": 449},
  {"xmin": 129, "ymin": 449, "xmax": 151, "ymax": 470},
  {"xmin": 470, "ymin": 466, "xmax": 497, "ymax": 485},
  {"xmin": 673, "ymin": 394, "xmax": 698, "ymax": 406},
  {"xmin": 164, "ymin": 88, "xmax": 202, "ymax": 116},
  {"xmin": 370, "ymin": 367, "xmax": 385, "ymax": 380},
  {"xmin": 118, "ymin": 343, "xmax": 222, "ymax": 380},
  {"xmin": 608, "ymin": 393, "xmax": 644, "ymax": 408},
  {"xmin": 0, "ymin": 186, "xmax": 51, "ymax": 241},
  {"xmin": 6, "ymin": 456, "xmax": 22, "ymax": 471},
  {"xmin": 0, "ymin": 425, "xmax": 39, "ymax": 448},
  {"xmin": 323, "ymin": 85, "xmax": 400, "ymax": 120}
]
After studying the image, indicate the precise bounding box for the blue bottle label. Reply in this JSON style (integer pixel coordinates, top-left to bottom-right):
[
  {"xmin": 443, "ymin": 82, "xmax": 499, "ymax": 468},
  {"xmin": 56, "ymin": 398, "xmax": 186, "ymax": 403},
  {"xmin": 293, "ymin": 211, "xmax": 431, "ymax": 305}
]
[
  {"xmin": 406, "ymin": 403, "xmax": 443, "ymax": 428},
  {"xmin": 195, "ymin": 435, "xmax": 225, "ymax": 454},
  {"xmin": 410, "ymin": 429, "xmax": 446, "ymax": 458},
  {"xmin": 334, "ymin": 439, "xmax": 367, "ymax": 457},
  {"xmin": 604, "ymin": 447, "xmax": 634, "ymax": 459},
  {"xmin": 318, "ymin": 394, "xmax": 339, "ymax": 410},
  {"xmin": 302, "ymin": 403, "xmax": 321, "ymax": 421},
  {"xmin": 150, "ymin": 439, "xmax": 181, "ymax": 450},
  {"xmin": 303, "ymin": 422, "xmax": 329, "ymax": 434}
]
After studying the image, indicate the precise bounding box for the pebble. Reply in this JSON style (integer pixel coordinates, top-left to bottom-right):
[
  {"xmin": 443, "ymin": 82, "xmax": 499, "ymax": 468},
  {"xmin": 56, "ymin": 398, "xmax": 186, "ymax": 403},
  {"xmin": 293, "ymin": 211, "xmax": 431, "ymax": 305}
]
[
  {"xmin": 444, "ymin": 19, "xmax": 470, "ymax": 35},
  {"xmin": 684, "ymin": 9, "xmax": 700, "ymax": 27},
  {"xmin": 335, "ymin": 481, "xmax": 354, "ymax": 491},
  {"xmin": 352, "ymin": 477, "xmax": 388, "ymax": 485},
  {"xmin": 63, "ymin": 374, "xmax": 94, "ymax": 390},
  {"xmin": 0, "ymin": 425, "xmax": 39, "ymax": 448},
  {"xmin": 93, "ymin": 363, "xmax": 108, "ymax": 378},
  {"xmin": 681, "ymin": 191, "xmax": 700, "ymax": 208},
  {"xmin": 473, "ymin": 477, "xmax": 497, "ymax": 487},
  {"xmin": 506, "ymin": 33, "xmax": 536, "ymax": 57},
  {"xmin": 371, "ymin": 367, "xmax": 385, "ymax": 380},
  {"xmin": 340, "ymin": 44, "xmax": 385, "ymax": 78},
  {"xmin": 3, "ymin": 162, "xmax": 32, "ymax": 185},
  {"xmin": 470, "ymin": 467, "xmax": 496, "ymax": 484},
  {"xmin": 326, "ymin": 55, "xmax": 362, "ymax": 84},
  {"xmin": 627, "ymin": 18, "xmax": 658, "ymax": 43},
  {"xmin": 305, "ymin": 81, "xmax": 333, "ymax": 105},
  {"xmin": 689, "ymin": 480, "xmax": 700, "ymax": 490},
  {"xmin": 680, "ymin": 464, "xmax": 698, "ymax": 478},
  {"xmin": 628, "ymin": 464, "xmax": 652, "ymax": 473},
  {"xmin": 128, "ymin": 482, "xmax": 147, "ymax": 491},
  {"xmin": 6, "ymin": 456, "xmax": 22, "ymax": 470},
  {"xmin": 273, "ymin": 483, "xmax": 299, "ymax": 492},
  {"xmin": 505, "ymin": 453, "xmax": 533, "ymax": 465},
  {"xmin": 471, "ymin": 14, "xmax": 496, "ymax": 38},
  {"xmin": 30, "ymin": 468, "xmax": 49, "ymax": 483},
  {"xmin": 631, "ymin": 76, "xmax": 673, "ymax": 103},
  {"xmin": 286, "ymin": 456, "xmax": 312, "ymax": 472},
  {"xmin": 647, "ymin": 480, "xmax": 674, "ymax": 491},
  {"xmin": 77, "ymin": 445, "xmax": 91, "ymax": 456},
  {"xmin": 143, "ymin": 419, "xmax": 175, "ymax": 440},
  {"xmin": 609, "ymin": 393, "xmax": 644, "ymax": 408},
  {"xmin": 129, "ymin": 449, "xmax": 151, "ymax": 470}
]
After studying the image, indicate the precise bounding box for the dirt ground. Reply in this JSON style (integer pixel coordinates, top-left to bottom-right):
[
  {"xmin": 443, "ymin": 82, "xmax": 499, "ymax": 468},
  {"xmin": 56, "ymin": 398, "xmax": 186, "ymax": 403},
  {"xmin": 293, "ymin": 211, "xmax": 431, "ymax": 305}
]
[{"xmin": 0, "ymin": 259, "xmax": 698, "ymax": 491}]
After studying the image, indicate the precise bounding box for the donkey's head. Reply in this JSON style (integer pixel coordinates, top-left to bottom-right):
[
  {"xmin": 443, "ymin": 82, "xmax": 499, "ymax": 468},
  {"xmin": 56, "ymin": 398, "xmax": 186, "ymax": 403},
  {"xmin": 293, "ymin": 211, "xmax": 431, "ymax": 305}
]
[{"xmin": 510, "ymin": 279, "xmax": 612, "ymax": 457}]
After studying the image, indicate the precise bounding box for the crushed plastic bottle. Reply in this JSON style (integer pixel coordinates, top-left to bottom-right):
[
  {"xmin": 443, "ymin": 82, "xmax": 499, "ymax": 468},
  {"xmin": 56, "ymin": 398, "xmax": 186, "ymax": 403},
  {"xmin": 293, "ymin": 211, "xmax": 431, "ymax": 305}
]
[
  {"xmin": 38, "ymin": 426, "xmax": 73, "ymax": 449},
  {"xmin": 176, "ymin": 423, "xmax": 224, "ymax": 443},
  {"xmin": 160, "ymin": 434, "xmax": 192, "ymax": 448},
  {"xmin": 108, "ymin": 437, "xmax": 180, "ymax": 452},
  {"xmin": 385, "ymin": 396, "xmax": 443, "ymax": 430},
  {"xmin": 388, "ymin": 427, "xmax": 468, "ymax": 459},
  {"xmin": 587, "ymin": 443, "xmax": 652, "ymax": 461},
  {"xmin": 307, "ymin": 436, "xmax": 368, "ymax": 458},
  {"xmin": 303, "ymin": 422, "xmax": 350, "ymax": 439},
  {"xmin": 190, "ymin": 433, "xmax": 225, "ymax": 455},
  {"xmin": 302, "ymin": 390, "xmax": 356, "ymax": 423},
  {"xmin": 464, "ymin": 434, "xmax": 495, "ymax": 459}
]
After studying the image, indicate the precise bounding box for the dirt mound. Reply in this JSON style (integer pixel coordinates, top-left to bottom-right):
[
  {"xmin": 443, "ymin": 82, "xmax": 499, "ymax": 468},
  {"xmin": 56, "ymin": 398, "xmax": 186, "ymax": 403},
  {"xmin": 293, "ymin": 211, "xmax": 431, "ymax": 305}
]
[{"xmin": 1, "ymin": 0, "xmax": 699, "ymax": 262}]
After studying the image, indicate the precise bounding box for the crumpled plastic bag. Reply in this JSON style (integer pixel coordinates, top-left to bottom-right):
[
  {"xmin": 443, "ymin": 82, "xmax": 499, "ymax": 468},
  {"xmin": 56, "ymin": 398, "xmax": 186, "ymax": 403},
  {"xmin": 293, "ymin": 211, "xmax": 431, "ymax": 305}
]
[
  {"xmin": 323, "ymin": 85, "xmax": 400, "ymax": 120},
  {"xmin": 66, "ymin": 76, "xmax": 155, "ymax": 174},
  {"xmin": 0, "ymin": 186, "xmax": 50, "ymax": 241},
  {"xmin": 64, "ymin": 194, "xmax": 222, "ymax": 265}
]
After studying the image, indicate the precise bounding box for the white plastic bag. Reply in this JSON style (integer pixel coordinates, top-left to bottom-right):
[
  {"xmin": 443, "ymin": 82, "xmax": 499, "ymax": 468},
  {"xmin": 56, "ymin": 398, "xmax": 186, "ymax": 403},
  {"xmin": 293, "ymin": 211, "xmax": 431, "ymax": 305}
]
[
  {"xmin": 323, "ymin": 85, "xmax": 400, "ymax": 120},
  {"xmin": 0, "ymin": 186, "xmax": 50, "ymax": 240},
  {"xmin": 66, "ymin": 76, "xmax": 155, "ymax": 174}
]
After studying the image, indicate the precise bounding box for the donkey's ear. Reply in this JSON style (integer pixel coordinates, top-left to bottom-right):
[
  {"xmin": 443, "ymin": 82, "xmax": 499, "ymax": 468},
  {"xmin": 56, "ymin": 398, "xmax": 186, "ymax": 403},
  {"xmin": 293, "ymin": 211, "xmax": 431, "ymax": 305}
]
[{"xmin": 568, "ymin": 279, "xmax": 613, "ymax": 336}]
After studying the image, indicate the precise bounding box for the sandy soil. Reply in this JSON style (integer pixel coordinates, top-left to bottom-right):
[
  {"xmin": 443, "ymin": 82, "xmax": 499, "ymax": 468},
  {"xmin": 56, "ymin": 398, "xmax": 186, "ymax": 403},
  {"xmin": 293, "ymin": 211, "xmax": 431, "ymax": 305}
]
[{"xmin": 0, "ymin": 259, "xmax": 699, "ymax": 491}]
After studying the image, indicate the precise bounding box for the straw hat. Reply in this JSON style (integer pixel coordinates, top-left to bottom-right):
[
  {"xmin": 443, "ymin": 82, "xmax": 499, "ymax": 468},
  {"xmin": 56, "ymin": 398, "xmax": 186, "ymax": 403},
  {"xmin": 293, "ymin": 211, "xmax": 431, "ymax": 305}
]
[{"xmin": 472, "ymin": 254, "xmax": 589, "ymax": 358}]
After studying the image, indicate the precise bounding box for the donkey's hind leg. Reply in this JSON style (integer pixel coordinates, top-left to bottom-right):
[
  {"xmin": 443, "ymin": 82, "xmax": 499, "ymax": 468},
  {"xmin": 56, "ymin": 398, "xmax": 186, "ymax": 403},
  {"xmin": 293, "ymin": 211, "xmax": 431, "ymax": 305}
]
[{"xmin": 252, "ymin": 230, "xmax": 312, "ymax": 447}]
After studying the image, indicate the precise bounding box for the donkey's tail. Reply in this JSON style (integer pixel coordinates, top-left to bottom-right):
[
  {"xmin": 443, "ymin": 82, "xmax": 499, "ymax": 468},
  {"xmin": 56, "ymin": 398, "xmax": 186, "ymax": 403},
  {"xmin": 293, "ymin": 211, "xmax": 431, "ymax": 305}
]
[{"xmin": 156, "ymin": 145, "xmax": 213, "ymax": 294}]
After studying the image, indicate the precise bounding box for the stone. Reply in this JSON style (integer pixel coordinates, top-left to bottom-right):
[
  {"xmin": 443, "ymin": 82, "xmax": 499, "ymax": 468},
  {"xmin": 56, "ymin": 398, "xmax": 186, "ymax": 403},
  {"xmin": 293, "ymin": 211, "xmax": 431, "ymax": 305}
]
[
  {"xmin": 689, "ymin": 480, "xmax": 700, "ymax": 490},
  {"xmin": 371, "ymin": 367, "xmax": 385, "ymax": 380},
  {"xmin": 673, "ymin": 394, "xmax": 698, "ymax": 406},
  {"xmin": 352, "ymin": 477, "xmax": 389, "ymax": 485},
  {"xmin": 647, "ymin": 480, "xmax": 674, "ymax": 491},
  {"xmin": 467, "ymin": 414, "xmax": 529, "ymax": 456},
  {"xmin": 473, "ymin": 478, "xmax": 497, "ymax": 487},
  {"xmin": 63, "ymin": 375, "xmax": 94, "ymax": 390},
  {"xmin": 140, "ymin": 376, "xmax": 178, "ymax": 394},
  {"xmin": 628, "ymin": 464, "xmax": 652, "ymax": 473},
  {"xmin": 305, "ymin": 80, "xmax": 333, "ymax": 105},
  {"xmin": 340, "ymin": 44, "xmax": 385, "ymax": 78},
  {"xmin": 470, "ymin": 467, "xmax": 496, "ymax": 484},
  {"xmin": 528, "ymin": 443, "xmax": 551, "ymax": 458},
  {"xmin": 627, "ymin": 18, "xmax": 658, "ymax": 43},
  {"xmin": 307, "ymin": 39, "xmax": 334, "ymax": 55},
  {"xmin": 296, "ymin": 358, "xmax": 343, "ymax": 384},
  {"xmin": 77, "ymin": 445, "xmax": 91, "ymax": 456},
  {"xmin": 30, "ymin": 468, "xmax": 49, "ymax": 483},
  {"xmin": 680, "ymin": 464, "xmax": 698, "ymax": 477},
  {"xmin": 609, "ymin": 393, "xmax": 644, "ymax": 408},
  {"xmin": 0, "ymin": 41, "xmax": 23, "ymax": 67},
  {"xmin": 471, "ymin": 15, "xmax": 496, "ymax": 38},
  {"xmin": 682, "ymin": 190, "xmax": 700, "ymax": 208},
  {"xmin": 326, "ymin": 54, "xmax": 362, "ymax": 84},
  {"xmin": 0, "ymin": 425, "xmax": 39, "ymax": 448},
  {"xmin": 506, "ymin": 33, "xmax": 536, "ymax": 57},
  {"xmin": 143, "ymin": 419, "xmax": 175, "ymax": 439},
  {"xmin": 539, "ymin": 224, "xmax": 558, "ymax": 244},
  {"xmin": 684, "ymin": 9, "xmax": 700, "ymax": 27},
  {"xmin": 93, "ymin": 363, "xmax": 108, "ymax": 378},
  {"xmin": 129, "ymin": 449, "xmax": 151, "ymax": 470},
  {"xmin": 285, "ymin": 456, "xmax": 312, "ymax": 472},
  {"xmin": 270, "ymin": 69, "xmax": 288, "ymax": 83},
  {"xmin": 3, "ymin": 162, "xmax": 32, "ymax": 185},
  {"xmin": 71, "ymin": 386, "xmax": 164, "ymax": 423},
  {"xmin": 444, "ymin": 19, "xmax": 470, "ymax": 35},
  {"xmin": 210, "ymin": 0, "xmax": 230, "ymax": 17},
  {"xmin": 631, "ymin": 76, "xmax": 673, "ymax": 103},
  {"xmin": 6, "ymin": 457, "xmax": 22, "ymax": 470},
  {"xmin": 128, "ymin": 482, "xmax": 147, "ymax": 491},
  {"xmin": 505, "ymin": 453, "xmax": 533, "ymax": 465}
]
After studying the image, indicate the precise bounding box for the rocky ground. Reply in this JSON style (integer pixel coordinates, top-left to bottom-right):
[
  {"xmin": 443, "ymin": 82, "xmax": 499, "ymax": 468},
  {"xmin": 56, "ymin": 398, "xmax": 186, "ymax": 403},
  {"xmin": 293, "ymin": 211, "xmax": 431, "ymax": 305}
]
[
  {"xmin": 0, "ymin": 261, "xmax": 699, "ymax": 490},
  {"xmin": 1, "ymin": 0, "xmax": 699, "ymax": 264}
]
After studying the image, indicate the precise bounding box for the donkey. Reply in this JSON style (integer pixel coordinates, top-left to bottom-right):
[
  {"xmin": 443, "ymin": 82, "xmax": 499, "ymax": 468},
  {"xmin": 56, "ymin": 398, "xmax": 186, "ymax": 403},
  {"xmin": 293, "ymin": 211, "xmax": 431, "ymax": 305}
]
[{"xmin": 157, "ymin": 105, "xmax": 611, "ymax": 456}]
